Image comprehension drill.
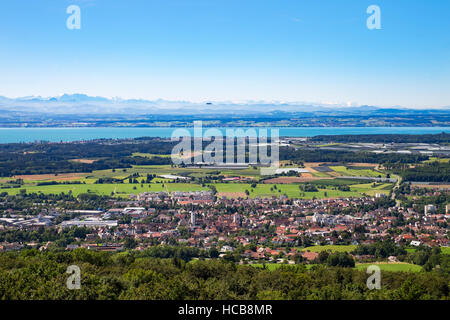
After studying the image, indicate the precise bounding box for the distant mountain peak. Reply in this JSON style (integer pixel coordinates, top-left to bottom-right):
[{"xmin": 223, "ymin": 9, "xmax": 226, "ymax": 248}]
[{"xmin": 0, "ymin": 93, "xmax": 448, "ymax": 116}]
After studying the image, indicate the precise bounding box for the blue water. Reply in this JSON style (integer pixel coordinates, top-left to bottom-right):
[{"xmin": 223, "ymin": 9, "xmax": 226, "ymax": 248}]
[{"xmin": 0, "ymin": 127, "xmax": 448, "ymax": 143}]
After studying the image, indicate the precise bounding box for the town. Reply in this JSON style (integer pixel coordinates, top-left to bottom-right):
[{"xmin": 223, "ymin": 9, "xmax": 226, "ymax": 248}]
[
  {"xmin": 0, "ymin": 133, "xmax": 448, "ymax": 301},
  {"xmin": 1, "ymin": 187, "xmax": 448, "ymax": 266}
]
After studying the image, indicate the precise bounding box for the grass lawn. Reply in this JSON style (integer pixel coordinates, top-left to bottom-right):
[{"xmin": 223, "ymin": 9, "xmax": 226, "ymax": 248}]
[
  {"xmin": 108, "ymin": 165, "xmax": 261, "ymax": 178},
  {"xmin": 132, "ymin": 152, "xmax": 172, "ymax": 158},
  {"xmin": 0, "ymin": 182, "xmax": 208, "ymax": 197},
  {"xmin": 213, "ymin": 183, "xmax": 362, "ymax": 199},
  {"xmin": 316, "ymin": 143, "xmax": 342, "ymax": 147},
  {"xmin": 310, "ymin": 171, "xmax": 333, "ymax": 178},
  {"xmin": 250, "ymin": 262, "xmax": 422, "ymax": 272},
  {"xmin": 350, "ymin": 183, "xmax": 392, "ymax": 196},
  {"xmin": 355, "ymin": 263, "xmax": 422, "ymax": 272},
  {"xmin": 0, "ymin": 164, "xmax": 393, "ymax": 199},
  {"xmin": 308, "ymin": 178, "xmax": 370, "ymax": 186},
  {"xmin": 1, "ymin": 180, "xmax": 385, "ymax": 199},
  {"xmin": 329, "ymin": 166, "xmax": 386, "ymax": 178},
  {"xmin": 423, "ymin": 157, "xmax": 450, "ymax": 164},
  {"xmin": 249, "ymin": 263, "xmax": 314, "ymax": 271},
  {"xmin": 406, "ymin": 247, "xmax": 449, "ymax": 254},
  {"xmin": 299, "ymin": 245, "xmax": 357, "ymax": 253}
]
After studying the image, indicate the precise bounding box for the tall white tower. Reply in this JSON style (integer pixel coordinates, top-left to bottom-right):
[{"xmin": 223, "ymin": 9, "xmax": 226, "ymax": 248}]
[{"xmin": 190, "ymin": 212, "xmax": 196, "ymax": 226}]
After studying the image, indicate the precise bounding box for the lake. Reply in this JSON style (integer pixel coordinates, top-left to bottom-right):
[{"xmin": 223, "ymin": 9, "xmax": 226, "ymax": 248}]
[{"xmin": 0, "ymin": 126, "xmax": 448, "ymax": 143}]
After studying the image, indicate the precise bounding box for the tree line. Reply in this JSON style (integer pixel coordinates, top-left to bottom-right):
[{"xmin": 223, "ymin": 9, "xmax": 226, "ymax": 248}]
[
  {"xmin": 310, "ymin": 133, "xmax": 450, "ymax": 144},
  {"xmin": 279, "ymin": 147, "xmax": 428, "ymax": 164},
  {"xmin": 388, "ymin": 162, "xmax": 450, "ymax": 182},
  {"xmin": 0, "ymin": 139, "xmax": 173, "ymax": 176},
  {"xmin": 0, "ymin": 248, "xmax": 448, "ymax": 300}
]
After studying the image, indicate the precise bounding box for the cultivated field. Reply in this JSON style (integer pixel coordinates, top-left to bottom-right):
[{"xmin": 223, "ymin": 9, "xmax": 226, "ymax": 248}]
[
  {"xmin": 263, "ymin": 176, "xmax": 324, "ymax": 184},
  {"xmin": 213, "ymin": 183, "xmax": 362, "ymax": 199},
  {"xmin": 0, "ymin": 163, "xmax": 394, "ymax": 199},
  {"xmin": 12, "ymin": 173, "xmax": 88, "ymax": 181},
  {"xmin": 0, "ymin": 182, "xmax": 208, "ymax": 197},
  {"xmin": 329, "ymin": 166, "xmax": 386, "ymax": 178}
]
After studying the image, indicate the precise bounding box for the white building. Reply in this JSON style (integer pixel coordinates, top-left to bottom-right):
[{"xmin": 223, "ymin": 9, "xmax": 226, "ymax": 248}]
[
  {"xmin": 220, "ymin": 245, "xmax": 234, "ymax": 253},
  {"xmin": 61, "ymin": 218, "xmax": 117, "ymax": 228},
  {"xmin": 424, "ymin": 204, "xmax": 436, "ymax": 216},
  {"xmin": 410, "ymin": 240, "xmax": 421, "ymax": 247}
]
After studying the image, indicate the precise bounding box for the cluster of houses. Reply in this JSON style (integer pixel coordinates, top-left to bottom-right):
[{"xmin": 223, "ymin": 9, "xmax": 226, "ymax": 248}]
[{"xmin": 0, "ymin": 190, "xmax": 448, "ymax": 261}]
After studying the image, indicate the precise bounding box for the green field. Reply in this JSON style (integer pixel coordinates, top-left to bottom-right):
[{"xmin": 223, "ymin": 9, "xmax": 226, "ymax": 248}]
[
  {"xmin": 0, "ymin": 163, "xmax": 394, "ymax": 199},
  {"xmin": 308, "ymin": 178, "xmax": 368, "ymax": 185},
  {"xmin": 92, "ymin": 165, "xmax": 260, "ymax": 179},
  {"xmin": 329, "ymin": 166, "xmax": 386, "ymax": 178},
  {"xmin": 310, "ymin": 171, "xmax": 333, "ymax": 178},
  {"xmin": 355, "ymin": 263, "xmax": 422, "ymax": 272},
  {"xmin": 0, "ymin": 182, "xmax": 208, "ymax": 197},
  {"xmin": 423, "ymin": 157, "xmax": 450, "ymax": 164},
  {"xmin": 250, "ymin": 262, "xmax": 422, "ymax": 272},
  {"xmin": 349, "ymin": 183, "xmax": 392, "ymax": 196},
  {"xmin": 132, "ymin": 153, "xmax": 172, "ymax": 158},
  {"xmin": 213, "ymin": 183, "xmax": 362, "ymax": 199},
  {"xmin": 250, "ymin": 263, "xmax": 314, "ymax": 271},
  {"xmin": 0, "ymin": 180, "xmax": 392, "ymax": 200},
  {"xmin": 299, "ymin": 245, "xmax": 357, "ymax": 253},
  {"xmin": 406, "ymin": 247, "xmax": 450, "ymax": 255}
]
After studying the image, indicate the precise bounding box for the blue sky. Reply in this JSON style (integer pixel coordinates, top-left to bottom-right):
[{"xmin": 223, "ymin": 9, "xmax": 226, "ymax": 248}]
[{"xmin": 0, "ymin": 0, "xmax": 449, "ymax": 107}]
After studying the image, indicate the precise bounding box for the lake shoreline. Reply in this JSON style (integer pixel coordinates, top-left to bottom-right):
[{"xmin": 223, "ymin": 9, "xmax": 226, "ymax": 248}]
[{"xmin": 0, "ymin": 126, "xmax": 448, "ymax": 144}]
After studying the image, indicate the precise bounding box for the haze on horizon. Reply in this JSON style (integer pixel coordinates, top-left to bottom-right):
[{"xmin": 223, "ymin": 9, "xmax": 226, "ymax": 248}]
[{"xmin": 0, "ymin": 0, "xmax": 449, "ymax": 108}]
